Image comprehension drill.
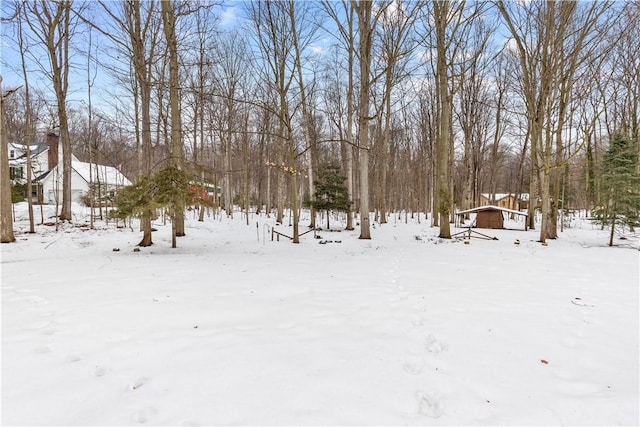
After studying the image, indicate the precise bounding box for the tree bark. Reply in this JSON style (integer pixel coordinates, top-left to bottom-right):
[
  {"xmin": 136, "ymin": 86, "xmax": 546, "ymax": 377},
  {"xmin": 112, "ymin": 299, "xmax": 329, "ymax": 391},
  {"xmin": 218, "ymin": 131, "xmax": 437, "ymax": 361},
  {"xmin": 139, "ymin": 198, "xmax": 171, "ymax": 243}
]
[
  {"xmin": 1, "ymin": 77, "xmax": 16, "ymax": 243},
  {"xmin": 434, "ymin": 0, "xmax": 451, "ymax": 238},
  {"xmin": 161, "ymin": 0, "xmax": 185, "ymax": 238},
  {"xmin": 355, "ymin": 1, "xmax": 374, "ymax": 240},
  {"xmin": 25, "ymin": 1, "xmax": 74, "ymax": 221},
  {"xmin": 17, "ymin": 9, "xmax": 35, "ymax": 233}
]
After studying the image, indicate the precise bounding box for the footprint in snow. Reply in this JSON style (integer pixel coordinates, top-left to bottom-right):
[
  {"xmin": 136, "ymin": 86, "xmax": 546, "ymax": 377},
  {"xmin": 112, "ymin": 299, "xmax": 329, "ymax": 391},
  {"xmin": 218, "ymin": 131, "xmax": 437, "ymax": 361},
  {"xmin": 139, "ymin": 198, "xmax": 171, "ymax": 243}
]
[
  {"xmin": 93, "ymin": 366, "xmax": 110, "ymax": 377},
  {"xmin": 416, "ymin": 391, "xmax": 444, "ymax": 418},
  {"xmin": 66, "ymin": 354, "xmax": 84, "ymax": 363},
  {"xmin": 132, "ymin": 406, "xmax": 157, "ymax": 424},
  {"xmin": 403, "ymin": 359, "xmax": 424, "ymax": 375},
  {"xmin": 425, "ymin": 334, "xmax": 448, "ymax": 353},
  {"xmin": 411, "ymin": 314, "xmax": 425, "ymax": 327}
]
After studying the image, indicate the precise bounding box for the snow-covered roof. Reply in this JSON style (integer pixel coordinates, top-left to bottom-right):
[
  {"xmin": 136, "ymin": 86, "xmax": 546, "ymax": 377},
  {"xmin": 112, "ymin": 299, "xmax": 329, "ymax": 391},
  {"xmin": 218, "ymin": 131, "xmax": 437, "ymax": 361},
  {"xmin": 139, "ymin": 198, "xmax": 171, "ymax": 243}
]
[
  {"xmin": 72, "ymin": 161, "xmax": 132, "ymax": 186},
  {"xmin": 481, "ymin": 193, "xmax": 530, "ymax": 201},
  {"xmin": 9, "ymin": 142, "xmax": 46, "ymax": 153},
  {"xmin": 32, "ymin": 161, "xmax": 131, "ymax": 187},
  {"xmin": 33, "ymin": 170, "xmax": 53, "ymax": 182},
  {"xmin": 456, "ymin": 205, "xmax": 528, "ymax": 216}
]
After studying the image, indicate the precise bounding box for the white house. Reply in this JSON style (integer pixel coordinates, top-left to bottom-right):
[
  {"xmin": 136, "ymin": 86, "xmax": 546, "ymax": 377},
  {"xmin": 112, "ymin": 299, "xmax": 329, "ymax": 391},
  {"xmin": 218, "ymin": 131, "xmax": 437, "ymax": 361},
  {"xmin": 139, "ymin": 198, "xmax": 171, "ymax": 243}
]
[
  {"xmin": 35, "ymin": 159, "xmax": 132, "ymax": 205},
  {"xmin": 11, "ymin": 133, "xmax": 132, "ymax": 204},
  {"xmin": 8, "ymin": 141, "xmax": 50, "ymax": 185}
]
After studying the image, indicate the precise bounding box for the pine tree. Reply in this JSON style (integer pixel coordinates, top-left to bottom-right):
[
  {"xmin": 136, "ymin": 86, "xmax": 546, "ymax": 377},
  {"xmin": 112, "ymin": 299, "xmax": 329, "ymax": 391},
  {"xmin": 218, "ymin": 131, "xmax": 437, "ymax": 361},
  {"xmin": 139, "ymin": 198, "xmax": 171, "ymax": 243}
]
[
  {"xmin": 113, "ymin": 166, "xmax": 194, "ymax": 248},
  {"xmin": 593, "ymin": 134, "xmax": 640, "ymax": 246},
  {"xmin": 309, "ymin": 163, "xmax": 351, "ymax": 230}
]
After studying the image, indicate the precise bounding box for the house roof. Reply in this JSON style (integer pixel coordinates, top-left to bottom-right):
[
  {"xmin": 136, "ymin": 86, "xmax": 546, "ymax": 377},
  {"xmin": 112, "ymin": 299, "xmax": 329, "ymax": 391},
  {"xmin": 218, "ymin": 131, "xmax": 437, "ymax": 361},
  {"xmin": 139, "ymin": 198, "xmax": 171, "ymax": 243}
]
[
  {"xmin": 33, "ymin": 161, "xmax": 132, "ymax": 186},
  {"xmin": 456, "ymin": 205, "xmax": 528, "ymax": 217},
  {"xmin": 10, "ymin": 142, "xmax": 47, "ymax": 155},
  {"xmin": 16, "ymin": 142, "xmax": 49, "ymax": 159},
  {"xmin": 8, "ymin": 142, "xmax": 48, "ymax": 165},
  {"xmin": 33, "ymin": 170, "xmax": 53, "ymax": 183},
  {"xmin": 481, "ymin": 193, "xmax": 530, "ymax": 201},
  {"xmin": 72, "ymin": 161, "xmax": 132, "ymax": 186}
]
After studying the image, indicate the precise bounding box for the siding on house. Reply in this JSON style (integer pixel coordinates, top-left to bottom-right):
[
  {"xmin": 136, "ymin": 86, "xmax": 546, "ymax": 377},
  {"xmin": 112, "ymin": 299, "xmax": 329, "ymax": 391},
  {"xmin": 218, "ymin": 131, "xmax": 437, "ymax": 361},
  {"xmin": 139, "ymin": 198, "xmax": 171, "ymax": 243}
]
[
  {"xmin": 7, "ymin": 142, "xmax": 50, "ymax": 185},
  {"xmin": 12, "ymin": 134, "xmax": 131, "ymax": 205},
  {"xmin": 36, "ymin": 161, "xmax": 132, "ymax": 205},
  {"xmin": 480, "ymin": 193, "xmax": 529, "ymax": 211}
]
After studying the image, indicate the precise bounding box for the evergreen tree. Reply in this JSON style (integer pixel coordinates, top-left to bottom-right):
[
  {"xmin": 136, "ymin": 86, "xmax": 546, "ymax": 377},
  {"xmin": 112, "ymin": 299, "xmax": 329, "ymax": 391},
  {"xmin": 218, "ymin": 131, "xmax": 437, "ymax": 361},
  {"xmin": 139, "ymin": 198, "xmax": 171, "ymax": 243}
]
[
  {"xmin": 113, "ymin": 175, "xmax": 157, "ymax": 222},
  {"xmin": 309, "ymin": 163, "xmax": 351, "ymax": 230},
  {"xmin": 11, "ymin": 183, "xmax": 27, "ymax": 203},
  {"xmin": 593, "ymin": 134, "xmax": 640, "ymax": 246},
  {"xmin": 153, "ymin": 166, "xmax": 193, "ymax": 248},
  {"xmin": 113, "ymin": 166, "xmax": 195, "ymax": 248}
]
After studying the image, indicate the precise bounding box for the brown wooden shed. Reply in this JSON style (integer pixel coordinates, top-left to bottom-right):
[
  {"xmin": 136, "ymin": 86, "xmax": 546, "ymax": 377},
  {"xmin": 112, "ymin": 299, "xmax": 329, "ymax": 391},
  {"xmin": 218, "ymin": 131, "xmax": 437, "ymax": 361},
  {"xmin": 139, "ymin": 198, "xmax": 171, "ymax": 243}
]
[
  {"xmin": 476, "ymin": 208, "xmax": 504, "ymax": 229},
  {"xmin": 456, "ymin": 205, "xmax": 529, "ymax": 230}
]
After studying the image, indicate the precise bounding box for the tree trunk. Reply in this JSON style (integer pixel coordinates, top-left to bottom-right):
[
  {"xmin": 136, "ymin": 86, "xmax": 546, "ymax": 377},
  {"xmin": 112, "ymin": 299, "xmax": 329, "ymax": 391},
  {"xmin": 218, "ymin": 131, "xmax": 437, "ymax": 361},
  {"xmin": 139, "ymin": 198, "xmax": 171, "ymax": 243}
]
[
  {"xmin": 356, "ymin": 1, "xmax": 373, "ymax": 240},
  {"xmin": 27, "ymin": 1, "xmax": 75, "ymax": 222},
  {"xmin": 608, "ymin": 216, "xmax": 615, "ymax": 247},
  {"xmin": 287, "ymin": 1, "xmax": 316, "ymax": 231},
  {"xmin": 124, "ymin": 0, "xmax": 156, "ymax": 246},
  {"xmin": 345, "ymin": 47, "xmax": 355, "ymax": 231},
  {"xmin": 379, "ymin": 72, "xmax": 393, "ymax": 224},
  {"xmin": 1, "ymin": 77, "xmax": 16, "ymax": 243},
  {"xmin": 434, "ymin": 0, "xmax": 451, "ymax": 239},
  {"xmin": 161, "ymin": 0, "xmax": 185, "ymax": 238}
]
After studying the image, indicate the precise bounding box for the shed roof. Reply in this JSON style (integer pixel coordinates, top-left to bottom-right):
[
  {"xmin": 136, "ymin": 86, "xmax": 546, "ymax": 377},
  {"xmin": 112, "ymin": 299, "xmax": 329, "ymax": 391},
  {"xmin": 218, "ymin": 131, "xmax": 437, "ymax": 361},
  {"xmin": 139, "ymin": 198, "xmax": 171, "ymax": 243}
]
[{"xmin": 456, "ymin": 205, "xmax": 528, "ymax": 217}]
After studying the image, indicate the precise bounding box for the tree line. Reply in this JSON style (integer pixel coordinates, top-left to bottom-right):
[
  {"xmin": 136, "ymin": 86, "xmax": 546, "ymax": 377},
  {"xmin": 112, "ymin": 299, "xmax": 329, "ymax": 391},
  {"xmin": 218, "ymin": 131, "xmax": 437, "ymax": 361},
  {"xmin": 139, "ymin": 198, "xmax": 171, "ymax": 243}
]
[{"xmin": 1, "ymin": 0, "xmax": 639, "ymax": 245}]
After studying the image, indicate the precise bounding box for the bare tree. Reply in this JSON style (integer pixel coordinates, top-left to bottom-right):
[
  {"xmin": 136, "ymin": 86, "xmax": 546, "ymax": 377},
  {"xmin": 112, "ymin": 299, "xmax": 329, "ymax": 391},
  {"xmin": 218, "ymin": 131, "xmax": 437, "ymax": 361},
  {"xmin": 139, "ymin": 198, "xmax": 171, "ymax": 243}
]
[
  {"xmin": 453, "ymin": 11, "xmax": 494, "ymax": 212},
  {"xmin": 161, "ymin": 0, "xmax": 186, "ymax": 245},
  {"xmin": 210, "ymin": 32, "xmax": 250, "ymax": 219},
  {"xmin": 1, "ymin": 76, "xmax": 17, "ymax": 243},
  {"xmin": 498, "ymin": 0, "xmax": 614, "ymax": 242},
  {"xmin": 373, "ymin": 0, "xmax": 421, "ymax": 224},
  {"xmin": 24, "ymin": 0, "xmax": 81, "ymax": 222},
  {"xmin": 288, "ymin": 0, "xmax": 320, "ymax": 229},
  {"xmin": 609, "ymin": 2, "xmax": 639, "ymax": 142},
  {"xmin": 486, "ymin": 51, "xmax": 514, "ymax": 210},
  {"xmin": 322, "ymin": 0, "xmax": 357, "ymax": 231},
  {"xmin": 184, "ymin": 5, "xmax": 216, "ymax": 222},
  {"xmin": 92, "ymin": 0, "xmax": 162, "ymax": 246},
  {"xmin": 353, "ymin": 0, "xmax": 386, "ymax": 240},
  {"xmin": 250, "ymin": 0, "xmax": 312, "ymax": 243},
  {"xmin": 16, "ymin": 2, "xmax": 35, "ymax": 233},
  {"xmin": 431, "ymin": 0, "xmax": 465, "ymax": 238}
]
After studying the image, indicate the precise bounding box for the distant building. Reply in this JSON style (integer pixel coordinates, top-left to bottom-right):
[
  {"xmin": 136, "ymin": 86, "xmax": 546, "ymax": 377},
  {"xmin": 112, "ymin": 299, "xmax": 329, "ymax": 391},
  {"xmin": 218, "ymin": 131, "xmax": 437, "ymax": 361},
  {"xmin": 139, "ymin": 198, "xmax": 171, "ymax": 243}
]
[
  {"xmin": 9, "ymin": 133, "xmax": 131, "ymax": 204},
  {"xmin": 456, "ymin": 205, "xmax": 529, "ymax": 230},
  {"xmin": 8, "ymin": 139, "xmax": 50, "ymax": 185},
  {"xmin": 479, "ymin": 193, "xmax": 529, "ymax": 211}
]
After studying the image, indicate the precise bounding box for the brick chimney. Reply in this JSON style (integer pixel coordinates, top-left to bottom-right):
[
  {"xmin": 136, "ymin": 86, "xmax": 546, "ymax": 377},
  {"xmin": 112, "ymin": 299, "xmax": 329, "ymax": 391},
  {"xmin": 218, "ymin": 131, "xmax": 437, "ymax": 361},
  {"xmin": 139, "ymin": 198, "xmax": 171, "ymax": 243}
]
[{"xmin": 47, "ymin": 132, "xmax": 59, "ymax": 170}]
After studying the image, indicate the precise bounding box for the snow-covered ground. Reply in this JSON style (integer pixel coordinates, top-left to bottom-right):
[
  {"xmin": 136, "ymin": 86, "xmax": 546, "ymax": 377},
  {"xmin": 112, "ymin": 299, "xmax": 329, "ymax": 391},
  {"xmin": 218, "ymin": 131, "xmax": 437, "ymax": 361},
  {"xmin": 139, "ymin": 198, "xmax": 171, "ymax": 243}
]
[{"xmin": 2, "ymin": 203, "xmax": 639, "ymax": 426}]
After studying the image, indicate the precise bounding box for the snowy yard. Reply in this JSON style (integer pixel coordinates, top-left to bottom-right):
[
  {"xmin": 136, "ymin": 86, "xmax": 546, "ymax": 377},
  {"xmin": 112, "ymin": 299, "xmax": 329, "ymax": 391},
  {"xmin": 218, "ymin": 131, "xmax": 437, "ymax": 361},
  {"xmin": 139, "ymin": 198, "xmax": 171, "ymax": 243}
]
[{"xmin": 1, "ymin": 203, "xmax": 639, "ymax": 426}]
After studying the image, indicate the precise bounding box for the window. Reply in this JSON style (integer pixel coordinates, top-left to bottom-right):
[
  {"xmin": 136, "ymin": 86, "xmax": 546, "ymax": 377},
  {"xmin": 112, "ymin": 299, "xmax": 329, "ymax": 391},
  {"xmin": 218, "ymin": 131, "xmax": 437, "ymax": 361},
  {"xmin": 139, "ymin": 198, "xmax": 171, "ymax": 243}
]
[
  {"xmin": 10, "ymin": 166, "xmax": 24, "ymax": 180},
  {"xmin": 9, "ymin": 150, "xmax": 15, "ymax": 159}
]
